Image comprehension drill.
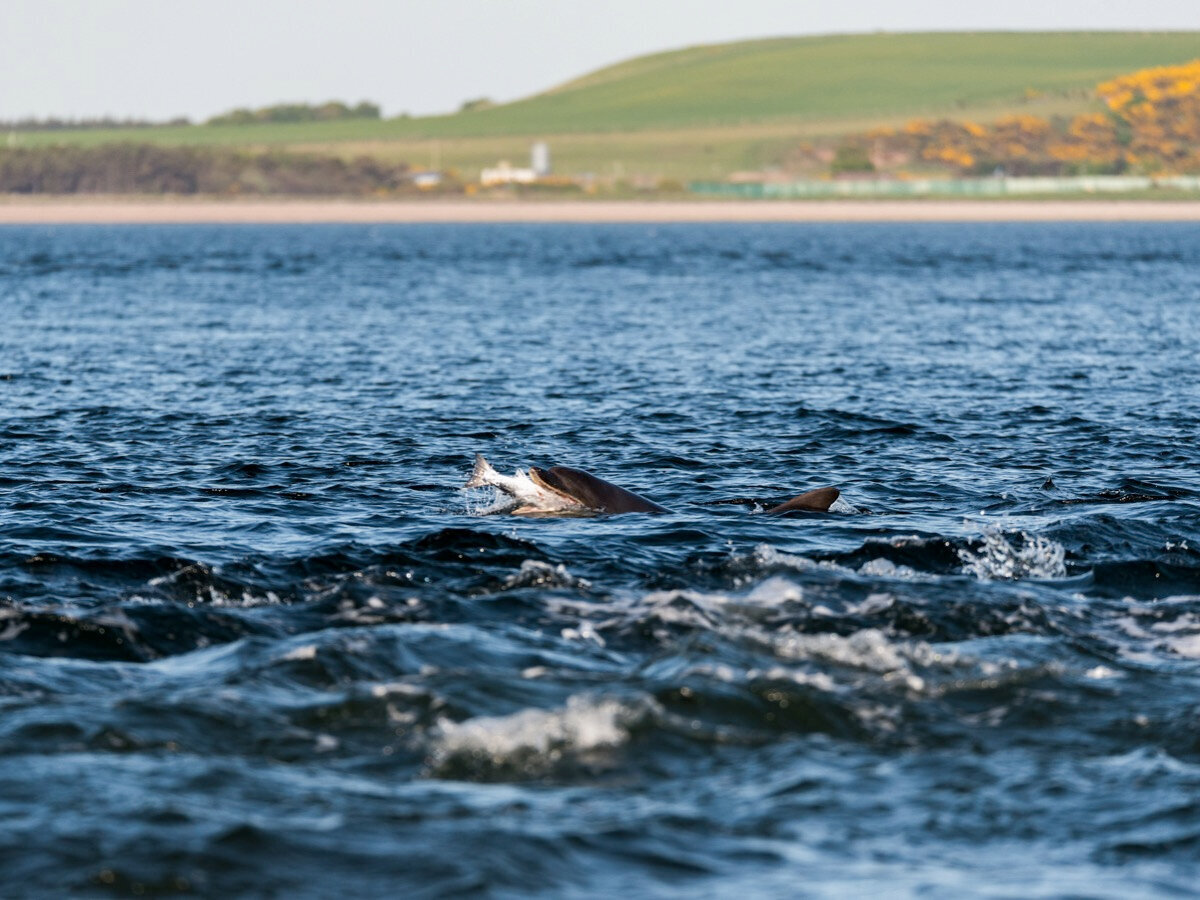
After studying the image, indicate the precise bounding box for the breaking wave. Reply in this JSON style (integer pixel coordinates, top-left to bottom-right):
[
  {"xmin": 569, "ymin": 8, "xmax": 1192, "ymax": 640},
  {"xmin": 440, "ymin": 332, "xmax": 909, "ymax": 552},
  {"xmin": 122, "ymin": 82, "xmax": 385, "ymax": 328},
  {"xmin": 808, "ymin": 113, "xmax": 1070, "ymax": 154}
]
[{"xmin": 958, "ymin": 529, "xmax": 1068, "ymax": 580}]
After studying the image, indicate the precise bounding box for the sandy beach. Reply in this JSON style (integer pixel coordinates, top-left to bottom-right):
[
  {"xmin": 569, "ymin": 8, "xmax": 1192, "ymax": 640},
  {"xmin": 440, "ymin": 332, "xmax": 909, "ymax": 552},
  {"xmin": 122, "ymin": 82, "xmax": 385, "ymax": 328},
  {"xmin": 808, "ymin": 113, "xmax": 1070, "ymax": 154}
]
[{"xmin": 2, "ymin": 198, "xmax": 1200, "ymax": 224}]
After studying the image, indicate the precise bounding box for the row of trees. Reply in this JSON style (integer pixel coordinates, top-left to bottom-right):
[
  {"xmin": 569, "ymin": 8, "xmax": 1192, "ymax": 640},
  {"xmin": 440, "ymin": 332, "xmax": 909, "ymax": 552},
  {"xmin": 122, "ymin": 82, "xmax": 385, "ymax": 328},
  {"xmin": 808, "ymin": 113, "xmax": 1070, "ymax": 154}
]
[
  {"xmin": 843, "ymin": 59, "xmax": 1200, "ymax": 176},
  {"xmin": 1, "ymin": 116, "xmax": 190, "ymax": 132},
  {"xmin": 0, "ymin": 144, "xmax": 446, "ymax": 195},
  {"xmin": 3, "ymin": 100, "xmax": 387, "ymax": 133},
  {"xmin": 206, "ymin": 101, "xmax": 381, "ymax": 126}
]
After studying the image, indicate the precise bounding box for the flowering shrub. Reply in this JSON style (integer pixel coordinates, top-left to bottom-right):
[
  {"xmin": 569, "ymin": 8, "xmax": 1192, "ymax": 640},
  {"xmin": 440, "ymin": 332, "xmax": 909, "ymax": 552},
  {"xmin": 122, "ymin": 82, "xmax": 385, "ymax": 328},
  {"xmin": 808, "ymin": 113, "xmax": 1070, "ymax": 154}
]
[{"xmin": 848, "ymin": 60, "xmax": 1200, "ymax": 175}]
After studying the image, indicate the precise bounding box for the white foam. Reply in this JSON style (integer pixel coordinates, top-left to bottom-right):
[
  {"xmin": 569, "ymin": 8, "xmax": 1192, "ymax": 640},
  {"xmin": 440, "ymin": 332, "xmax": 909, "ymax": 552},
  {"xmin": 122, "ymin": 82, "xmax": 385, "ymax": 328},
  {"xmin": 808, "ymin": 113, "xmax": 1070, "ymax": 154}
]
[
  {"xmin": 369, "ymin": 681, "xmax": 427, "ymax": 699},
  {"xmin": 845, "ymin": 593, "xmax": 896, "ymax": 616},
  {"xmin": 759, "ymin": 627, "xmax": 969, "ymax": 695},
  {"xmin": 749, "ymin": 665, "xmax": 839, "ymax": 693},
  {"xmin": 148, "ymin": 564, "xmax": 205, "ymax": 587},
  {"xmin": 1115, "ymin": 597, "xmax": 1200, "ymax": 663},
  {"xmin": 750, "ymin": 544, "xmax": 819, "ymax": 573},
  {"xmin": 503, "ymin": 559, "xmax": 590, "ymax": 590},
  {"xmin": 429, "ymin": 694, "xmax": 656, "ymax": 770},
  {"xmin": 736, "ymin": 544, "xmax": 858, "ymax": 582},
  {"xmin": 1160, "ymin": 629, "xmax": 1200, "ymax": 659},
  {"xmin": 561, "ymin": 620, "xmax": 605, "ymax": 646},
  {"xmin": 857, "ymin": 558, "xmax": 926, "ymax": 580},
  {"xmin": 744, "ymin": 576, "xmax": 805, "ymax": 605},
  {"xmin": 636, "ymin": 575, "xmax": 806, "ymax": 629},
  {"xmin": 631, "ymin": 590, "xmax": 721, "ymax": 628},
  {"xmin": 771, "ymin": 628, "xmax": 914, "ymax": 673},
  {"xmin": 958, "ymin": 529, "xmax": 1066, "ymax": 580}
]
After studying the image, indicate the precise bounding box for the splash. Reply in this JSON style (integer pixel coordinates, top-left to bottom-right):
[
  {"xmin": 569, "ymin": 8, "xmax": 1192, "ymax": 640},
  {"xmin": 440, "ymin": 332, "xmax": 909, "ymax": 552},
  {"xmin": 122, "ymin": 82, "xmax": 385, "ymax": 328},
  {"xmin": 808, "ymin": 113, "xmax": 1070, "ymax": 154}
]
[
  {"xmin": 958, "ymin": 529, "xmax": 1066, "ymax": 580},
  {"xmin": 461, "ymin": 486, "xmax": 516, "ymax": 516},
  {"xmin": 829, "ymin": 495, "xmax": 861, "ymax": 514}
]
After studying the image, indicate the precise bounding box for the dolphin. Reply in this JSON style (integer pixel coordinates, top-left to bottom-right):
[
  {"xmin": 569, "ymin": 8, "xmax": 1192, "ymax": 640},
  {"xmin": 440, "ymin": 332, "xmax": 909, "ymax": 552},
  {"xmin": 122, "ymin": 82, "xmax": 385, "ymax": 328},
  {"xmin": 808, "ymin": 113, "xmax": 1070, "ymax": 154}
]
[
  {"xmin": 464, "ymin": 455, "xmax": 838, "ymax": 516},
  {"xmin": 528, "ymin": 464, "xmax": 669, "ymax": 514}
]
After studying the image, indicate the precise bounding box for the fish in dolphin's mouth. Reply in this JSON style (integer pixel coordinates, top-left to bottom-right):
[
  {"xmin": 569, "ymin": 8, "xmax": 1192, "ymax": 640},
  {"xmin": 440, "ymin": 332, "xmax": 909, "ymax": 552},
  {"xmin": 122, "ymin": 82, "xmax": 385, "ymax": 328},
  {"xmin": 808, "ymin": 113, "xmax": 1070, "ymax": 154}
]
[
  {"xmin": 527, "ymin": 466, "xmax": 581, "ymax": 504},
  {"xmin": 463, "ymin": 454, "xmax": 588, "ymax": 515},
  {"xmin": 464, "ymin": 454, "xmax": 839, "ymax": 517}
]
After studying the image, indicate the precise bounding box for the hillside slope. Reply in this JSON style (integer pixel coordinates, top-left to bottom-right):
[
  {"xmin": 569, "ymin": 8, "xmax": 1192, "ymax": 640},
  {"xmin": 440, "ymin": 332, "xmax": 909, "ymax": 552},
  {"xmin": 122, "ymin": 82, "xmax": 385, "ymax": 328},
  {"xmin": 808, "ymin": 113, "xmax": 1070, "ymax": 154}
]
[
  {"xmin": 11, "ymin": 31, "xmax": 1200, "ymax": 151},
  {"xmin": 462, "ymin": 31, "xmax": 1200, "ymax": 134}
]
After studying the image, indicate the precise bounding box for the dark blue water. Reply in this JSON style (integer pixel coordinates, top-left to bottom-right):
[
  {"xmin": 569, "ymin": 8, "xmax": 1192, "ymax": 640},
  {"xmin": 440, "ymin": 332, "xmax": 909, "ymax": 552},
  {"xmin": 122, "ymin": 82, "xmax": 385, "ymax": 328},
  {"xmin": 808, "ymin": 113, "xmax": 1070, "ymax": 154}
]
[{"xmin": 3, "ymin": 222, "xmax": 1200, "ymax": 897}]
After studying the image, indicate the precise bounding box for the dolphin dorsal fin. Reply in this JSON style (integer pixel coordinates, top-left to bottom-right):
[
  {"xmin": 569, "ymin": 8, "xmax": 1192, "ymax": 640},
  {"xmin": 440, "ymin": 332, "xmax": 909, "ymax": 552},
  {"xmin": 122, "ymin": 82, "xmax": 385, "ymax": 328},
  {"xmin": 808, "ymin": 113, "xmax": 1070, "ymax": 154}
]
[{"xmin": 765, "ymin": 486, "xmax": 840, "ymax": 515}]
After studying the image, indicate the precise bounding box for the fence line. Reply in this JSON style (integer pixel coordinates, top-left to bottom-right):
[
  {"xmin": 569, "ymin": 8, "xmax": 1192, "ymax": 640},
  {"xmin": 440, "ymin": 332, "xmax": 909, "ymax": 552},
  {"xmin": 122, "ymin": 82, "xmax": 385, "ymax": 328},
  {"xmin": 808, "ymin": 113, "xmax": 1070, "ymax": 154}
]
[{"xmin": 690, "ymin": 176, "xmax": 1200, "ymax": 198}]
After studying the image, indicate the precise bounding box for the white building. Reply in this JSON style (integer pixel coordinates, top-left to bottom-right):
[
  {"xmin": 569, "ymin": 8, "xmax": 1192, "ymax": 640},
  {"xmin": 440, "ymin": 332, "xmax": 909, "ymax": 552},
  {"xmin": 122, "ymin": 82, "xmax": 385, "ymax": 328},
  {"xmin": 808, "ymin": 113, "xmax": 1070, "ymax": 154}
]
[
  {"xmin": 480, "ymin": 160, "xmax": 537, "ymax": 187},
  {"xmin": 409, "ymin": 171, "xmax": 444, "ymax": 189},
  {"xmin": 481, "ymin": 143, "xmax": 551, "ymax": 186}
]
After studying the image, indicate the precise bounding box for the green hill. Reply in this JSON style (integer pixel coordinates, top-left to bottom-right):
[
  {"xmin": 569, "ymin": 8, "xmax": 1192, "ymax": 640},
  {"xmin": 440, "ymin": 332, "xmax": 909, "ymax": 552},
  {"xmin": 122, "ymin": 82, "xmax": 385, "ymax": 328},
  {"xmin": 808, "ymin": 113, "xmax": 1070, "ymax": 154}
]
[
  {"xmin": 7, "ymin": 31, "xmax": 1200, "ymax": 180},
  {"xmin": 447, "ymin": 30, "xmax": 1200, "ymax": 134}
]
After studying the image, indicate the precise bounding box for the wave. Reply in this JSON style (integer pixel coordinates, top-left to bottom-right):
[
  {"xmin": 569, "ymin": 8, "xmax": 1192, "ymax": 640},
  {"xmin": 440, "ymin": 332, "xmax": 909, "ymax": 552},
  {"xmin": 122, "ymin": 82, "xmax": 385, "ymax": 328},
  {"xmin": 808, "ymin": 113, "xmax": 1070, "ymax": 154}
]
[
  {"xmin": 5, "ymin": 516, "xmax": 1197, "ymax": 670},
  {"xmin": 0, "ymin": 599, "xmax": 279, "ymax": 662},
  {"xmin": 957, "ymin": 529, "xmax": 1067, "ymax": 580},
  {"xmin": 427, "ymin": 694, "xmax": 659, "ymax": 781}
]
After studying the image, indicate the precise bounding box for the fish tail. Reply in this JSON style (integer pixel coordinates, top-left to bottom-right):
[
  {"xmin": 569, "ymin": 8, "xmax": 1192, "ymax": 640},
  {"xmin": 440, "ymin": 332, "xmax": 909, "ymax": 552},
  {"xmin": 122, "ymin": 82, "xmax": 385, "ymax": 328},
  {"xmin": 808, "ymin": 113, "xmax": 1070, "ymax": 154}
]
[{"xmin": 464, "ymin": 453, "xmax": 497, "ymax": 489}]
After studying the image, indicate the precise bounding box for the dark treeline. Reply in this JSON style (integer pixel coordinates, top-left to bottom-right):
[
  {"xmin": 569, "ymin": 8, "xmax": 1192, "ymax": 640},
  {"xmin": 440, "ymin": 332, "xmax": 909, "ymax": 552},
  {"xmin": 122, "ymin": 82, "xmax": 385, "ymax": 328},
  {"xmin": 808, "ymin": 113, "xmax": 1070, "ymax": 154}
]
[
  {"xmin": 2, "ymin": 100, "xmax": 385, "ymax": 132},
  {"xmin": 0, "ymin": 145, "xmax": 430, "ymax": 195},
  {"xmin": 206, "ymin": 101, "xmax": 382, "ymax": 126},
  {"xmin": 1, "ymin": 116, "xmax": 191, "ymax": 132}
]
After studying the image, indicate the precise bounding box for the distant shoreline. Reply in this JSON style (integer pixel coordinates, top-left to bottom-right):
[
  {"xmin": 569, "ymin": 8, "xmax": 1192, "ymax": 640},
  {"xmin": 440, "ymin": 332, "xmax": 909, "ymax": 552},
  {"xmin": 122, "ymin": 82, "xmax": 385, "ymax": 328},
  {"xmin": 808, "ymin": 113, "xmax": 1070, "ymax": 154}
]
[{"xmin": 3, "ymin": 198, "xmax": 1200, "ymax": 224}]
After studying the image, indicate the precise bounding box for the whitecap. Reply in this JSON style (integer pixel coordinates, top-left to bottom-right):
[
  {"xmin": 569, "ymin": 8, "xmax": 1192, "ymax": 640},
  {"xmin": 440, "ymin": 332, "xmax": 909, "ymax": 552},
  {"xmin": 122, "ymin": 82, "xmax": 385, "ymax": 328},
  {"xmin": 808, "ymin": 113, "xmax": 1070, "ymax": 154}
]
[
  {"xmin": 857, "ymin": 558, "xmax": 926, "ymax": 580},
  {"xmin": 427, "ymin": 694, "xmax": 658, "ymax": 776},
  {"xmin": 771, "ymin": 628, "xmax": 919, "ymax": 674},
  {"xmin": 958, "ymin": 529, "xmax": 1066, "ymax": 580},
  {"xmin": 561, "ymin": 620, "xmax": 605, "ymax": 646},
  {"xmin": 502, "ymin": 559, "xmax": 590, "ymax": 590}
]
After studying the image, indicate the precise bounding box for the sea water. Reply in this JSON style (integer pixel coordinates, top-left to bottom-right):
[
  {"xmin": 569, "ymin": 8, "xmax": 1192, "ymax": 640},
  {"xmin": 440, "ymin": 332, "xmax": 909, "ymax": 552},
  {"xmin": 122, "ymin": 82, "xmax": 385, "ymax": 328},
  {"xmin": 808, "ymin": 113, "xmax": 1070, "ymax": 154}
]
[{"xmin": 2, "ymin": 222, "xmax": 1199, "ymax": 896}]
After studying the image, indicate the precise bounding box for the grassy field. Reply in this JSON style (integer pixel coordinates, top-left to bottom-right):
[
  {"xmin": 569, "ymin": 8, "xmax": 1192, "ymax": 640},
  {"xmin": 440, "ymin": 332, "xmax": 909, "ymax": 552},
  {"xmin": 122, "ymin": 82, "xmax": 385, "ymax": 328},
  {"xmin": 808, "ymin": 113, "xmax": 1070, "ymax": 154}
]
[
  {"xmin": 8, "ymin": 31, "xmax": 1200, "ymax": 180},
  {"xmin": 467, "ymin": 31, "xmax": 1200, "ymax": 134}
]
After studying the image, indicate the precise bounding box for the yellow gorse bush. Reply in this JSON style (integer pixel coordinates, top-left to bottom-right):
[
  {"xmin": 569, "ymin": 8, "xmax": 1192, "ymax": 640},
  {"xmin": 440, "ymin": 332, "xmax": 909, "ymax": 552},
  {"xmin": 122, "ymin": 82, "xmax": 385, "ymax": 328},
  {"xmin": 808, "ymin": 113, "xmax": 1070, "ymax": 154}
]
[
  {"xmin": 1097, "ymin": 60, "xmax": 1200, "ymax": 111},
  {"xmin": 850, "ymin": 59, "xmax": 1200, "ymax": 176}
]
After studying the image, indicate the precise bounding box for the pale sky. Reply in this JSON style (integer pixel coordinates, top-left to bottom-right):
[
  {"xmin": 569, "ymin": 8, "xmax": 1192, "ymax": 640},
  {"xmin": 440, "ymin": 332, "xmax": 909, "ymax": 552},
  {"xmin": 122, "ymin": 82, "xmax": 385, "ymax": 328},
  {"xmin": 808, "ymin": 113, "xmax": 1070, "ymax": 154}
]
[{"xmin": 3, "ymin": 0, "xmax": 1199, "ymax": 121}]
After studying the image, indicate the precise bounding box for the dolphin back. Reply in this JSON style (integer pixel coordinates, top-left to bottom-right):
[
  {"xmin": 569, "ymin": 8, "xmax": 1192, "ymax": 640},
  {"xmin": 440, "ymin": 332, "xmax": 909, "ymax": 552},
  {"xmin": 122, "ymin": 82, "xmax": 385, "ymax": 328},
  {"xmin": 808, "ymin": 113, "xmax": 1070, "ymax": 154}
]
[
  {"xmin": 765, "ymin": 486, "xmax": 840, "ymax": 515},
  {"xmin": 536, "ymin": 466, "xmax": 669, "ymax": 515}
]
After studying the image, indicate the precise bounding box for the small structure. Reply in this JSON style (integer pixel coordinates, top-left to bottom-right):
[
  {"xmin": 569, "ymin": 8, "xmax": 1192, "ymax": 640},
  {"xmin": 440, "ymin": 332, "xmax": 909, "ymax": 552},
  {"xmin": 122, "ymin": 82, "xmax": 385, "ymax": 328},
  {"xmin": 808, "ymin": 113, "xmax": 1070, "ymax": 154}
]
[
  {"xmin": 531, "ymin": 141, "xmax": 551, "ymax": 177},
  {"xmin": 480, "ymin": 143, "xmax": 551, "ymax": 187},
  {"xmin": 409, "ymin": 171, "xmax": 444, "ymax": 190},
  {"xmin": 480, "ymin": 160, "xmax": 537, "ymax": 187}
]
